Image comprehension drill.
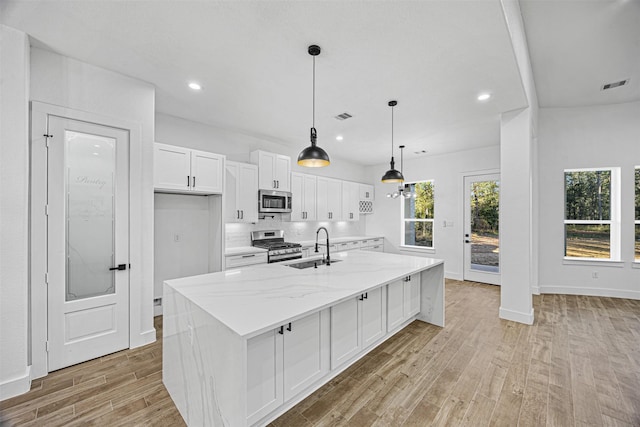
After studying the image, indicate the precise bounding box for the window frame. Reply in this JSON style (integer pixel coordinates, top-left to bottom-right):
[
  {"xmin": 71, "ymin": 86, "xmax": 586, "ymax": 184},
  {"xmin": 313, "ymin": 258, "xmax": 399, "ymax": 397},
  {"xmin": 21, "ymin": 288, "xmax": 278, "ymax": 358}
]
[
  {"xmin": 563, "ymin": 167, "xmax": 621, "ymax": 262},
  {"xmin": 400, "ymin": 180, "xmax": 435, "ymax": 250}
]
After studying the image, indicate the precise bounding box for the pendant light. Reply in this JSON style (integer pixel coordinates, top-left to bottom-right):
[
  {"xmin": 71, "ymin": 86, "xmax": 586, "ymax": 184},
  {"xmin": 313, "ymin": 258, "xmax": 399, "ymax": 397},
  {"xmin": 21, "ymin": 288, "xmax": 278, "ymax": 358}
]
[
  {"xmin": 381, "ymin": 100, "xmax": 404, "ymax": 183},
  {"xmin": 386, "ymin": 145, "xmax": 414, "ymax": 199},
  {"xmin": 298, "ymin": 45, "xmax": 330, "ymax": 167}
]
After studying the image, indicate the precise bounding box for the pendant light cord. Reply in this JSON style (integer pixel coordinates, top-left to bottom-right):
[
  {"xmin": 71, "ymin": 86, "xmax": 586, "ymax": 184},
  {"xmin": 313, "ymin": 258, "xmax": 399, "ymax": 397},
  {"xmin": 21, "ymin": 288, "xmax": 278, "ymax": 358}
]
[
  {"xmin": 312, "ymin": 55, "xmax": 316, "ymax": 129},
  {"xmin": 391, "ymin": 105, "xmax": 394, "ymax": 157}
]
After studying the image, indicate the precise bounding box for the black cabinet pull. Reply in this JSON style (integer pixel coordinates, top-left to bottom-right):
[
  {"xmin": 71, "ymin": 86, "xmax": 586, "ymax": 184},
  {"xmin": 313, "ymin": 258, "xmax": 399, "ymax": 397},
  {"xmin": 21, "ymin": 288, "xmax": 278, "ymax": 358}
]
[
  {"xmin": 187, "ymin": 175, "xmax": 190, "ymax": 187},
  {"xmin": 358, "ymin": 294, "xmax": 364, "ymax": 301},
  {"xmin": 237, "ymin": 210, "xmax": 240, "ymax": 219},
  {"xmin": 273, "ymin": 180, "xmax": 276, "ymax": 188},
  {"xmin": 240, "ymin": 210, "xmax": 244, "ymax": 219},
  {"xmin": 286, "ymin": 322, "xmax": 292, "ymax": 332},
  {"xmin": 109, "ymin": 264, "xmax": 127, "ymax": 271},
  {"xmin": 241, "ymin": 254, "xmax": 255, "ymax": 258},
  {"xmin": 364, "ymin": 292, "xmax": 368, "ymax": 299},
  {"xmin": 192, "ymin": 176, "xmax": 196, "ymax": 187},
  {"xmin": 278, "ymin": 326, "xmax": 284, "ymax": 335}
]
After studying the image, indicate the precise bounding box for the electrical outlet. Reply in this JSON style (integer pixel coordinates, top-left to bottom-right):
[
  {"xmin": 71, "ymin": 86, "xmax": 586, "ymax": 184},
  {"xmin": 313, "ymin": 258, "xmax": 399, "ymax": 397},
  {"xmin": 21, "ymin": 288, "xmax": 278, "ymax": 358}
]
[{"xmin": 592, "ymin": 271, "xmax": 598, "ymax": 279}]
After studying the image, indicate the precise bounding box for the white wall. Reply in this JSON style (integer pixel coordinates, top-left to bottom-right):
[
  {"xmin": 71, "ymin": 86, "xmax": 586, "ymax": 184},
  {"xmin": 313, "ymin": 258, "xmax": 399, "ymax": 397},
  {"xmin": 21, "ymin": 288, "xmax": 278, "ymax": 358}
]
[
  {"xmin": 364, "ymin": 146, "xmax": 500, "ymax": 280},
  {"xmin": 537, "ymin": 102, "xmax": 640, "ymax": 298},
  {"xmin": 0, "ymin": 25, "xmax": 31, "ymax": 400},
  {"xmin": 156, "ymin": 113, "xmax": 368, "ymax": 182},
  {"xmin": 28, "ymin": 47, "xmax": 157, "ymax": 378}
]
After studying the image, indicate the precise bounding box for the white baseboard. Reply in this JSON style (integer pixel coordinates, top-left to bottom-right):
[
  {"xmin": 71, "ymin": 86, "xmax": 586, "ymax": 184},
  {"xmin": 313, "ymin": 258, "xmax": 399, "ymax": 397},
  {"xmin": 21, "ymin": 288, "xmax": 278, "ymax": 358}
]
[
  {"xmin": 131, "ymin": 328, "xmax": 156, "ymax": 349},
  {"xmin": 0, "ymin": 365, "xmax": 31, "ymax": 401},
  {"xmin": 444, "ymin": 271, "xmax": 463, "ymax": 281},
  {"xmin": 531, "ymin": 285, "xmax": 540, "ymax": 295},
  {"xmin": 538, "ymin": 285, "xmax": 640, "ymax": 300},
  {"xmin": 153, "ymin": 304, "xmax": 163, "ymax": 317},
  {"xmin": 499, "ymin": 306, "xmax": 534, "ymax": 325}
]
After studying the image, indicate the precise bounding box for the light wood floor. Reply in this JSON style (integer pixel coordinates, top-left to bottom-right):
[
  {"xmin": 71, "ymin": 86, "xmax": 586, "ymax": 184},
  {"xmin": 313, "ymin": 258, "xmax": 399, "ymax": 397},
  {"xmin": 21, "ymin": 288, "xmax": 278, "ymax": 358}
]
[{"xmin": 1, "ymin": 280, "xmax": 639, "ymax": 426}]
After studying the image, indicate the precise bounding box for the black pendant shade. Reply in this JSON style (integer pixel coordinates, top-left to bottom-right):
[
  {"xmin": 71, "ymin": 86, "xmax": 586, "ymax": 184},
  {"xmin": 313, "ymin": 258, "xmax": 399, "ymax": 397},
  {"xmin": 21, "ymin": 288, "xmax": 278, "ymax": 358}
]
[
  {"xmin": 381, "ymin": 100, "xmax": 404, "ymax": 183},
  {"xmin": 298, "ymin": 45, "xmax": 330, "ymax": 168}
]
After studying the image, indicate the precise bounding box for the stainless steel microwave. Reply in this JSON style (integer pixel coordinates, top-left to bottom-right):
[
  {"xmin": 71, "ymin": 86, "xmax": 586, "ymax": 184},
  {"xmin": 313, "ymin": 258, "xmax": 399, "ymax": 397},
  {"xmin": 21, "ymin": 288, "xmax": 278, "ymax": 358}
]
[{"xmin": 258, "ymin": 190, "xmax": 292, "ymax": 213}]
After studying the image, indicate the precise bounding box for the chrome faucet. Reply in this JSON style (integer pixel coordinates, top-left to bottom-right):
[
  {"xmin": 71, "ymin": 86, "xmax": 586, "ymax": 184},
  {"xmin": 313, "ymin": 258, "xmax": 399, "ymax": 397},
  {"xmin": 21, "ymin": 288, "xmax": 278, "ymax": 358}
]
[{"xmin": 315, "ymin": 226, "xmax": 331, "ymax": 265}]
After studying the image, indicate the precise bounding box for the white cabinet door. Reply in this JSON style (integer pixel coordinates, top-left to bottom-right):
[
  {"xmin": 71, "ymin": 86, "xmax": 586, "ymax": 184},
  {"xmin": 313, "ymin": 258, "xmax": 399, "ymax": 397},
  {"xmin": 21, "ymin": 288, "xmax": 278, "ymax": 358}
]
[
  {"xmin": 154, "ymin": 143, "xmax": 191, "ymax": 191},
  {"xmin": 302, "ymin": 174, "xmax": 317, "ymax": 221},
  {"xmin": 283, "ymin": 311, "xmax": 329, "ymax": 401},
  {"xmin": 361, "ymin": 287, "xmax": 386, "ymax": 349},
  {"xmin": 225, "ymin": 161, "xmax": 240, "ymax": 222},
  {"xmin": 403, "ymin": 273, "xmax": 421, "ymax": 318},
  {"xmin": 290, "ymin": 172, "xmax": 305, "ymax": 221},
  {"xmin": 327, "ymin": 179, "xmax": 343, "ymax": 221},
  {"xmin": 316, "ymin": 177, "xmax": 330, "ymax": 221},
  {"xmin": 238, "ymin": 163, "xmax": 258, "ymax": 222},
  {"xmin": 246, "ymin": 329, "xmax": 284, "ymax": 425},
  {"xmin": 330, "ymin": 297, "xmax": 360, "ymax": 368},
  {"xmin": 387, "ymin": 280, "xmax": 404, "ymax": 331},
  {"xmin": 359, "ymin": 184, "xmax": 374, "ymax": 201},
  {"xmin": 342, "ymin": 181, "xmax": 360, "ymax": 221},
  {"xmin": 190, "ymin": 149, "xmax": 223, "ymax": 194},
  {"xmin": 274, "ymin": 154, "xmax": 291, "ymax": 192}
]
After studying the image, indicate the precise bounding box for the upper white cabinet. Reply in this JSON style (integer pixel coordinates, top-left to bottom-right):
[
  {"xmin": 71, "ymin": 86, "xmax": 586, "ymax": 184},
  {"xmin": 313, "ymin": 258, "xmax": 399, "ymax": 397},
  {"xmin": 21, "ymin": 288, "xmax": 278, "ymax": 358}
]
[
  {"xmin": 341, "ymin": 181, "xmax": 360, "ymax": 221},
  {"xmin": 291, "ymin": 172, "xmax": 317, "ymax": 221},
  {"xmin": 250, "ymin": 150, "xmax": 291, "ymax": 192},
  {"xmin": 359, "ymin": 184, "xmax": 374, "ymax": 201},
  {"xmin": 154, "ymin": 142, "xmax": 224, "ymax": 194},
  {"xmin": 316, "ymin": 177, "xmax": 342, "ymax": 221},
  {"xmin": 225, "ymin": 161, "xmax": 258, "ymax": 223}
]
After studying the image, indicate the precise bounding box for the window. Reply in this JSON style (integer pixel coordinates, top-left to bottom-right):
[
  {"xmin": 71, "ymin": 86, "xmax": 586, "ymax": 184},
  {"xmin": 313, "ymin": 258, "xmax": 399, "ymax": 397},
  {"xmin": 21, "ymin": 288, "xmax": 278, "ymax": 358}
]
[
  {"xmin": 636, "ymin": 167, "xmax": 639, "ymax": 261},
  {"xmin": 564, "ymin": 168, "xmax": 620, "ymax": 260},
  {"xmin": 401, "ymin": 181, "xmax": 434, "ymax": 248}
]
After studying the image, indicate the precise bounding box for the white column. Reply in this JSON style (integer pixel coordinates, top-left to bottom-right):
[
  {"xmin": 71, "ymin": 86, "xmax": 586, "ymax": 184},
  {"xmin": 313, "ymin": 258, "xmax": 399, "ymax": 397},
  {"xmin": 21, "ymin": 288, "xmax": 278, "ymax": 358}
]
[{"xmin": 0, "ymin": 24, "xmax": 31, "ymax": 400}]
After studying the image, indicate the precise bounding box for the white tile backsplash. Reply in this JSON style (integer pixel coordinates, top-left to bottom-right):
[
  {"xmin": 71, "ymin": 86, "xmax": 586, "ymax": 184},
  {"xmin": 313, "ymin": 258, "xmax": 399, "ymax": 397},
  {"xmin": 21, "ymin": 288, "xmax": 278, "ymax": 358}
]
[{"xmin": 225, "ymin": 216, "xmax": 367, "ymax": 248}]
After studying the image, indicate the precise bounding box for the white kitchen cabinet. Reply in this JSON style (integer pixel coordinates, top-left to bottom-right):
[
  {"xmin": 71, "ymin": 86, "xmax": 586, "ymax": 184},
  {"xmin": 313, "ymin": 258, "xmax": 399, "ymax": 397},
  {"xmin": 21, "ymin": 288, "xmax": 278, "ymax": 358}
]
[
  {"xmin": 291, "ymin": 173, "xmax": 317, "ymax": 221},
  {"xmin": 341, "ymin": 181, "xmax": 360, "ymax": 221},
  {"xmin": 330, "ymin": 287, "xmax": 386, "ymax": 369},
  {"xmin": 246, "ymin": 310, "xmax": 329, "ymax": 425},
  {"xmin": 225, "ymin": 161, "xmax": 258, "ymax": 223},
  {"xmin": 404, "ymin": 273, "xmax": 421, "ymax": 319},
  {"xmin": 361, "ymin": 237, "xmax": 384, "ymax": 252},
  {"xmin": 250, "ymin": 150, "xmax": 291, "ymax": 192},
  {"xmin": 359, "ymin": 184, "xmax": 374, "ymax": 201},
  {"xmin": 154, "ymin": 142, "xmax": 224, "ymax": 194},
  {"xmin": 387, "ymin": 274, "xmax": 421, "ymax": 332},
  {"xmin": 316, "ymin": 177, "xmax": 342, "ymax": 221}
]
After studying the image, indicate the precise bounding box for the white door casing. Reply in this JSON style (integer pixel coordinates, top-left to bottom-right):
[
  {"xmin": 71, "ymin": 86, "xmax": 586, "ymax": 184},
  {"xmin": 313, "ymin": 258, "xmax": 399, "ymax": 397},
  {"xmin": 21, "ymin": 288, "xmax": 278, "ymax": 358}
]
[
  {"xmin": 47, "ymin": 116, "xmax": 130, "ymax": 371},
  {"xmin": 463, "ymin": 173, "xmax": 501, "ymax": 285}
]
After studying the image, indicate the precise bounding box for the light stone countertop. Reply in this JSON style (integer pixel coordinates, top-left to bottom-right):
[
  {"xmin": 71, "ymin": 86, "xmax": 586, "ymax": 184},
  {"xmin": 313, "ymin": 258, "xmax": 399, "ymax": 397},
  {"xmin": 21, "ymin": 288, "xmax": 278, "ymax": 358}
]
[{"xmin": 164, "ymin": 250, "xmax": 442, "ymax": 339}]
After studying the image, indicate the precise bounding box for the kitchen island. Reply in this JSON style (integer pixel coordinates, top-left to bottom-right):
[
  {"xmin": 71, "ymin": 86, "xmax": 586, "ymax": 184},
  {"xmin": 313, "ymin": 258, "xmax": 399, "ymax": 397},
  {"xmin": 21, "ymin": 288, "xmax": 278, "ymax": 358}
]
[{"xmin": 163, "ymin": 250, "xmax": 444, "ymax": 426}]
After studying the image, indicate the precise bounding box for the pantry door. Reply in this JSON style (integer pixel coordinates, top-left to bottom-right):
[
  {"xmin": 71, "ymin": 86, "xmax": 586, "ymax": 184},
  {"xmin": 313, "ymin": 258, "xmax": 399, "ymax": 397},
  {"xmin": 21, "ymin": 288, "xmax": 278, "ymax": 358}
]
[
  {"xmin": 463, "ymin": 173, "xmax": 501, "ymax": 285},
  {"xmin": 47, "ymin": 115, "xmax": 130, "ymax": 371}
]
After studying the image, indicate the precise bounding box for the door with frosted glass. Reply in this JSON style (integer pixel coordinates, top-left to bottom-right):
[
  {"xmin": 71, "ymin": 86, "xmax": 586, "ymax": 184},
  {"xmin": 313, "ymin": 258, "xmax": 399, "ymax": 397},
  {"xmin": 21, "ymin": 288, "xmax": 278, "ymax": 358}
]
[
  {"xmin": 463, "ymin": 173, "xmax": 500, "ymax": 285},
  {"xmin": 47, "ymin": 116, "xmax": 130, "ymax": 371}
]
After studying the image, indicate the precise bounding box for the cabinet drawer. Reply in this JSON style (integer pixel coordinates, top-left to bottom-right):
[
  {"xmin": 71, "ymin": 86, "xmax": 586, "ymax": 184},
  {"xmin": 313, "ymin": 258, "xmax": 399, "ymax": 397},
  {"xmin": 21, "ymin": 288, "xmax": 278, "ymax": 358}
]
[{"xmin": 225, "ymin": 252, "xmax": 268, "ymax": 269}]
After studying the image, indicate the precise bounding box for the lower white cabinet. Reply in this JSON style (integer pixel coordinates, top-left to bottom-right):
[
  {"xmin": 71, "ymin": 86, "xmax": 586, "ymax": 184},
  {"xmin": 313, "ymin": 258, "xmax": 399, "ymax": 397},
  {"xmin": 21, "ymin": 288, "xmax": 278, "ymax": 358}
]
[
  {"xmin": 330, "ymin": 287, "xmax": 386, "ymax": 369},
  {"xmin": 225, "ymin": 252, "xmax": 268, "ymax": 270},
  {"xmin": 387, "ymin": 273, "xmax": 421, "ymax": 332},
  {"xmin": 246, "ymin": 310, "xmax": 329, "ymax": 425}
]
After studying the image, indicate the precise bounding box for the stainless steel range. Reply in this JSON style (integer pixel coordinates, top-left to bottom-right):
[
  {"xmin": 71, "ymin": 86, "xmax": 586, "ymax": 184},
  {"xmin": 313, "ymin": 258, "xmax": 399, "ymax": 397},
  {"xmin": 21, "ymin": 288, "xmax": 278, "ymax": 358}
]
[{"xmin": 251, "ymin": 230, "xmax": 303, "ymax": 263}]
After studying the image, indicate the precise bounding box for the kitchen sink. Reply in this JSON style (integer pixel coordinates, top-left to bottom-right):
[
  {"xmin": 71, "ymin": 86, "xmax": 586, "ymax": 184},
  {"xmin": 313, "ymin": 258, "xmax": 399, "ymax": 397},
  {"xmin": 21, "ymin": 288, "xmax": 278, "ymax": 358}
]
[{"xmin": 287, "ymin": 259, "xmax": 342, "ymax": 269}]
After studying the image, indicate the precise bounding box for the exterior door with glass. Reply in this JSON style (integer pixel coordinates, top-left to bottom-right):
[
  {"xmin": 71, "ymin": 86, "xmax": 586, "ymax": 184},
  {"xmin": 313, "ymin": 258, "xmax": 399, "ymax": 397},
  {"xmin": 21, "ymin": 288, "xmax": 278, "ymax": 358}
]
[
  {"xmin": 47, "ymin": 116, "xmax": 130, "ymax": 371},
  {"xmin": 463, "ymin": 173, "xmax": 501, "ymax": 285}
]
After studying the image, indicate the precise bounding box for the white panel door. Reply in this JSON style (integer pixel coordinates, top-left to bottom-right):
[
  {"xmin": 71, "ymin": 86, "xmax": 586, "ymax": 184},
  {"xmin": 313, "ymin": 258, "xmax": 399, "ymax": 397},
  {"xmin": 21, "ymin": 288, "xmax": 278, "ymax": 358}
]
[
  {"xmin": 290, "ymin": 172, "xmax": 305, "ymax": 221},
  {"xmin": 283, "ymin": 311, "xmax": 329, "ymax": 401},
  {"xmin": 154, "ymin": 143, "xmax": 190, "ymax": 191},
  {"xmin": 257, "ymin": 151, "xmax": 276, "ymax": 190},
  {"xmin": 246, "ymin": 329, "xmax": 283, "ymax": 425},
  {"xmin": 387, "ymin": 280, "xmax": 404, "ymax": 331},
  {"xmin": 47, "ymin": 116, "xmax": 130, "ymax": 371},
  {"xmin": 238, "ymin": 162, "xmax": 258, "ymax": 222},
  {"xmin": 403, "ymin": 274, "xmax": 421, "ymax": 318},
  {"xmin": 190, "ymin": 149, "xmax": 223, "ymax": 194},
  {"xmin": 361, "ymin": 287, "xmax": 386, "ymax": 348},
  {"xmin": 302, "ymin": 174, "xmax": 317, "ymax": 221},
  {"xmin": 330, "ymin": 298, "xmax": 360, "ymax": 368},
  {"xmin": 225, "ymin": 161, "xmax": 240, "ymax": 222},
  {"xmin": 274, "ymin": 154, "xmax": 291, "ymax": 191},
  {"xmin": 316, "ymin": 177, "xmax": 330, "ymax": 221},
  {"xmin": 342, "ymin": 181, "xmax": 360, "ymax": 221},
  {"xmin": 463, "ymin": 173, "xmax": 501, "ymax": 285}
]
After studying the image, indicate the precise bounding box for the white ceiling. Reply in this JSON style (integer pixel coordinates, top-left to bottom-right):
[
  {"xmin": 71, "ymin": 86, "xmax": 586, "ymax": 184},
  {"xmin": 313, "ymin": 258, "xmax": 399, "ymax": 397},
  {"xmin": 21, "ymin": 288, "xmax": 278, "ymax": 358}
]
[{"xmin": 1, "ymin": 1, "xmax": 637, "ymax": 166}]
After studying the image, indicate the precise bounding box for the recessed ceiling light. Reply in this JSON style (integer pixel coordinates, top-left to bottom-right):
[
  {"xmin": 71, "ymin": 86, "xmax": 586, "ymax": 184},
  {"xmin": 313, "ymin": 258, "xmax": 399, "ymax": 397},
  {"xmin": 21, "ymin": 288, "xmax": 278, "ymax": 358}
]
[
  {"xmin": 188, "ymin": 82, "xmax": 202, "ymax": 91},
  {"xmin": 92, "ymin": 152, "xmax": 99, "ymax": 156},
  {"xmin": 477, "ymin": 93, "xmax": 491, "ymax": 101},
  {"xmin": 336, "ymin": 135, "xmax": 344, "ymax": 141}
]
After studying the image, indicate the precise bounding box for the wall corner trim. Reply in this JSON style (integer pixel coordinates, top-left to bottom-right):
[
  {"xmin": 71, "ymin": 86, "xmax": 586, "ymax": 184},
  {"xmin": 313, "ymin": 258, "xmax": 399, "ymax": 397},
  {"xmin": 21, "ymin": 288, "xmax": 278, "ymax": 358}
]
[
  {"xmin": 499, "ymin": 306, "xmax": 534, "ymax": 325},
  {"xmin": 0, "ymin": 366, "xmax": 31, "ymax": 402}
]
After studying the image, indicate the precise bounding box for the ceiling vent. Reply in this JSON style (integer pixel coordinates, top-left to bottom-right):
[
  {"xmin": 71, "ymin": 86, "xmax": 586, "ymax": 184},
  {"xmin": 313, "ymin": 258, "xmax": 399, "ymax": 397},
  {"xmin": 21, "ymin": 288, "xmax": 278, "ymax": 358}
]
[
  {"xmin": 601, "ymin": 79, "xmax": 629, "ymax": 91},
  {"xmin": 334, "ymin": 112, "xmax": 353, "ymax": 121}
]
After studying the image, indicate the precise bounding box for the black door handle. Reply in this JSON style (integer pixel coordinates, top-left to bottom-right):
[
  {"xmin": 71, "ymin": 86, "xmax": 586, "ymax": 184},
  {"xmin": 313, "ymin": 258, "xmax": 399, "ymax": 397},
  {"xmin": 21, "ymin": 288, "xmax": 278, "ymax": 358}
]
[
  {"xmin": 465, "ymin": 240, "xmax": 470, "ymax": 243},
  {"xmin": 109, "ymin": 264, "xmax": 127, "ymax": 271},
  {"xmin": 286, "ymin": 322, "xmax": 292, "ymax": 332}
]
